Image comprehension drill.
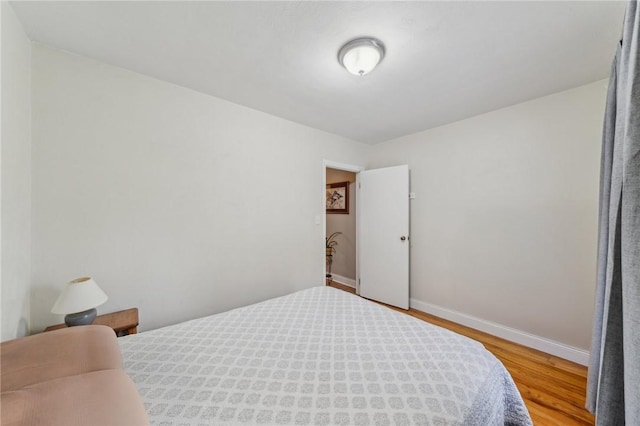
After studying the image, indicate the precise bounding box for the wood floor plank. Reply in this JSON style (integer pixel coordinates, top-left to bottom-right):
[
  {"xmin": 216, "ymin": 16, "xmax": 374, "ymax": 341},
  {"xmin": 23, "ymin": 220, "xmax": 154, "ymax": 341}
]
[
  {"xmin": 515, "ymin": 381, "xmax": 594, "ymax": 425},
  {"xmin": 486, "ymin": 344, "xmax": 588, "ymax": 391},
  {"xmin": 525, "ymin": 400, "xmax": 592, "ymax": 426},
  {"xmin": 327, "ymin": 282, "xmax": 595, "ymax": 425}
]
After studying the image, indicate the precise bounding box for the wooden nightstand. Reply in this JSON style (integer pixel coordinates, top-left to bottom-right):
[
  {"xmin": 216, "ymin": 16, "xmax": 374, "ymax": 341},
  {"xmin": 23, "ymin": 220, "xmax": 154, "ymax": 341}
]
[{"xmin": 45, "ymin": 308, "xmax": 139, "ymax": 337}]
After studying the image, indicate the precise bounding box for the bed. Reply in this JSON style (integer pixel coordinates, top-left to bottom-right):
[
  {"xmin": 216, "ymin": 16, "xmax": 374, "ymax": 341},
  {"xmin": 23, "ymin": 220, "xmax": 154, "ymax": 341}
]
[{"xmin": 119, "ymin": 286, "xmax": 532, "ymax": 425}]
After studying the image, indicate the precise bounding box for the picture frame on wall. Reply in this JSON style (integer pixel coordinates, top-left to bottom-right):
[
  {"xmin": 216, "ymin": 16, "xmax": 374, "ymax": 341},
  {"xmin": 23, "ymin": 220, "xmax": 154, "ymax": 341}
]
[{"xmin": 326, "ymin": 181, "xmax": 349, "ymax": 214}]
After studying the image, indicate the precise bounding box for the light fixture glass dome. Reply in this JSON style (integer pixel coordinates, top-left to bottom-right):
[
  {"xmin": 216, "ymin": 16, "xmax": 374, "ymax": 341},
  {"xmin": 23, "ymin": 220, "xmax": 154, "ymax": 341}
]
[{"xmin": 338, "ymin": 38, "xmax": 385, "ymax": 76}]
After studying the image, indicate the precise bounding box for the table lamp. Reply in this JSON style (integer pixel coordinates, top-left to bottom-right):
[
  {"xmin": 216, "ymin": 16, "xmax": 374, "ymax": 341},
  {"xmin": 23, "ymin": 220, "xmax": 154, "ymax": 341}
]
[{"xmin": 51, "ymin": 277, "xmax": 108, "ymax": 326}]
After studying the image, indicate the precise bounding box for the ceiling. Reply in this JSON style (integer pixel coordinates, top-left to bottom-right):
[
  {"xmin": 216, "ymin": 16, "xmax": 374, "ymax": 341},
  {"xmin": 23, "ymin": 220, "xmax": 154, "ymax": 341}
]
[{"xmin": 11, "ymin": 1, "xmax": 626, "ymax": 144}]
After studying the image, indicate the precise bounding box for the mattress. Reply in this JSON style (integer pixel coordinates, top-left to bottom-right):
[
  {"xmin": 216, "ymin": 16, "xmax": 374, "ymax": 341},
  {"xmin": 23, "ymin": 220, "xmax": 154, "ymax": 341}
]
[{"xmin": 119, "ymin": 286, "xmax": 532, "ymax": 425}]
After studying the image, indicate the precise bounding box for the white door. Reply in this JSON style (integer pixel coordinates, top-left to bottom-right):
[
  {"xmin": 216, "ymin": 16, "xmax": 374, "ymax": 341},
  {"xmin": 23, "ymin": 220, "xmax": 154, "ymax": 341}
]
[{"xmin": 358, "ymin": 165, "xmax": 409, "ymax": 309}]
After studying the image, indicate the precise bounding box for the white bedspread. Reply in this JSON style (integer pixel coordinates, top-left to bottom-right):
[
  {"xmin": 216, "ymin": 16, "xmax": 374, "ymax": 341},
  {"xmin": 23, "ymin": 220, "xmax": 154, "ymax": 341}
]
[{"xmin": 119, "ymin": 286, "xmax": 532, "ymax": 425}]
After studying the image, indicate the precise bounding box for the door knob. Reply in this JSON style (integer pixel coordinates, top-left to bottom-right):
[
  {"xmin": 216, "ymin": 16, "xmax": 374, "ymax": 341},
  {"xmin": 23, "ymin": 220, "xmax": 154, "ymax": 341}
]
[{"xmin": 400, "ymin": 236, "xmax": 407, "ymax": 241}]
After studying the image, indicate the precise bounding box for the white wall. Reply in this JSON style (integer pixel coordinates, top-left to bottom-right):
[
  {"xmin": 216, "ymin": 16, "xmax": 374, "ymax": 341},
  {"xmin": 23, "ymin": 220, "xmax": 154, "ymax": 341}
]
[
  {"xmin": 326, "ymin": 168, "xmax": 356, "ymax": 283},
  {"xmin": 11, "ymin": 24, "xmax": 605, "ymax": 364},
  {"xmin": 368, "ymin": 80, "xmax": 606, "ymax": 354},
  {"xmin": 1, "ymin": 2, "xmax": 32, "ymax": 341},
  {"xmin": 31, "ymin": 45, "xmax": 367, "ymax": 332}
]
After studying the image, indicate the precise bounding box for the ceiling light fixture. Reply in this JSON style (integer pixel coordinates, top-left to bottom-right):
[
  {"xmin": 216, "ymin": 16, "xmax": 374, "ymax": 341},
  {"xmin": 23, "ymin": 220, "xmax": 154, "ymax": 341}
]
[{"xmin": 338, "ymin": 37, "xmax": 385, "ymax": 76}]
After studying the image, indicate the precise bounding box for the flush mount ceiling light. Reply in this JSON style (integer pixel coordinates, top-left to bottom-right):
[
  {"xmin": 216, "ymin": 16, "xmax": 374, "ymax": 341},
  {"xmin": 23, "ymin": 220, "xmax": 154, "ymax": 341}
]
[{"xmin": 338, "ymin": 37, "xmax": 385, "ymax": 76}]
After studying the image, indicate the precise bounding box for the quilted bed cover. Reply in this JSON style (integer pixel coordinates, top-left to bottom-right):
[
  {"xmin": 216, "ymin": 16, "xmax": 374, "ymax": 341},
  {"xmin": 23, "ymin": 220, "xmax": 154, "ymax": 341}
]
[{"xmin": 119, "ymin": 286, "xmax": 532, "ymax": 425}]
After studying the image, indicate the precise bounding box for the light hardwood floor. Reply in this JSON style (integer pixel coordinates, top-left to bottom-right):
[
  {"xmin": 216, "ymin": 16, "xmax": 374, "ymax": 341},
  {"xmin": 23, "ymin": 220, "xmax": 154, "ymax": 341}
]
[{"xmin": 327, "ymin": 281, "xmax": 594, "ymax": 426}]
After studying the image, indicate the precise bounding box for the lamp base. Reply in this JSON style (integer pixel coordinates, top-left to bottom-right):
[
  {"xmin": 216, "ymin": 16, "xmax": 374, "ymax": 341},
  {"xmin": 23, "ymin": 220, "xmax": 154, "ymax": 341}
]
[{"xmin": 64, "ymin": 308, "xmax": 97, "ymax": 327}]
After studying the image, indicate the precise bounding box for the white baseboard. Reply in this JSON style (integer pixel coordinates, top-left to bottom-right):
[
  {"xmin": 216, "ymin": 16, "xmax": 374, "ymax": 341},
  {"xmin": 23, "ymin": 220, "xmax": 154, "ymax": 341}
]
[
  {"xmin": 330, "ymin": 274, "xmax": 356, "ymax": 288},
  {"xmin": 410, "ymin": 297, "xmax": 590, "ymax": 366}
]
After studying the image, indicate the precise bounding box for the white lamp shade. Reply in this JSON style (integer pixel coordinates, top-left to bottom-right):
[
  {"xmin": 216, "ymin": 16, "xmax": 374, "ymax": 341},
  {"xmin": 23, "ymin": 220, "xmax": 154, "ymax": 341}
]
[
  {"xmin": 51, "ymin": 277, "xmax": 108, "ymax": 314},
  {"xmin": 338, "ymin": 38, "xmax": 385, "ymax": 76}
]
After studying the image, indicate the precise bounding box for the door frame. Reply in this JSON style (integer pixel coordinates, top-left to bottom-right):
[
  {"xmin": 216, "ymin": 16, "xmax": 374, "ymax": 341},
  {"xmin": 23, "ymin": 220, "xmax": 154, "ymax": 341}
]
[{"xmin": 323, "ymin": 160, "xmax": 364, "ymax": 293}]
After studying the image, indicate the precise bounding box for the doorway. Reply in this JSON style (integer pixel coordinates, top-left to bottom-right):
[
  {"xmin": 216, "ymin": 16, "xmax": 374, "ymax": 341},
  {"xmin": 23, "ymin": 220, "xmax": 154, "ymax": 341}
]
[
  {"xmin": 325, "ymin": 167, "xmax": 357, "ymax": 290},
  {"xmin": 322, "ymin": 161, "xmax": 410, "ymax": 309},
  {"xmin": 323, "ymin": 161, "xmax": 363, "ymax": 293}
]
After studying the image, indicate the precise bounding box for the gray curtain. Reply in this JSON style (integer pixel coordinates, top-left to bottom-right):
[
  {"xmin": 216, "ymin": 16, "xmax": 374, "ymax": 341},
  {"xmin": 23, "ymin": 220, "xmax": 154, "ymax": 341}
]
[{"xmin": 586, "ymin": 1, "xmax": 640, "ymax": 424}]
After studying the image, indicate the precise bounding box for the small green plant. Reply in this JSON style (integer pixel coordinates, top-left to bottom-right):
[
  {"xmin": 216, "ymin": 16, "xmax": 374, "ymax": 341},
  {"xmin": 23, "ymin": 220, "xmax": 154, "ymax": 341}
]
[{"xmin": 326, "ymin": 232, "xmax": 342, "ymax": 255}]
